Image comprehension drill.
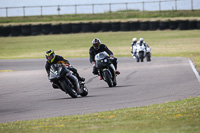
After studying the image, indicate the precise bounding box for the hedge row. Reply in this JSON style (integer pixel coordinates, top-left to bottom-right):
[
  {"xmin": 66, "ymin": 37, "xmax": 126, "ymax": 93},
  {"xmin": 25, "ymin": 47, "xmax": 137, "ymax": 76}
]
[{"xmin": 0, "ymin": 20, "xmax": 200, "ymax": 37}]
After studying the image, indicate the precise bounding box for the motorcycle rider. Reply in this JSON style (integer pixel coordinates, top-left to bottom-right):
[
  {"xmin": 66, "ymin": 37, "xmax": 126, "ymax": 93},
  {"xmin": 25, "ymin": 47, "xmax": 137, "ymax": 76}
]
[
  {"xmin": 137, "ymin": 38, "xmax": 151, "ymax": 61},
  {"xmin": 131, "ymin": 38, "xmax": 137, "ymax": 58},
  {"xmin": 89, "ymin": 38, "xmax": 120, "ymax": 80},
  {"xmin": 45, "ymin": 50, "xmax": 85, "ymax": 88},
  {"xmin": 137, "ymin": 38, "xmax": 149, "ymax": 49}
]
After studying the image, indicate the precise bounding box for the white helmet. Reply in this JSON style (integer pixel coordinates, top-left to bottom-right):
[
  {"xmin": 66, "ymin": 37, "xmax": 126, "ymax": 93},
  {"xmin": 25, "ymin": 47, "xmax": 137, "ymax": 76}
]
[
  {"xmin": 132, "ymin": 38, "xmax": 137, "ymax": 42},
  {"xmin": 139, "ymin": 38, "xmax": 144, "ymax": 42}
]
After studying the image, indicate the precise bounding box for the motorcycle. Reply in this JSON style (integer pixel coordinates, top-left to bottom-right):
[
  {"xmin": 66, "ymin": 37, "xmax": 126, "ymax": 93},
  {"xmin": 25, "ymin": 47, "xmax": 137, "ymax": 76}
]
[
  {"xmin": 146, "ymin": 46, "xmax": 151, "ymax": 62},
  {"xmin": 95, "ymin": 51, "xmax": 117, "ymax": 87},
  {"xmin": 135, "ymin": 44, "xmax": 146, "ymax": 62},
  {"xmin": 48, "ymin": 64, "xmax": 88, "ymax": 98}
]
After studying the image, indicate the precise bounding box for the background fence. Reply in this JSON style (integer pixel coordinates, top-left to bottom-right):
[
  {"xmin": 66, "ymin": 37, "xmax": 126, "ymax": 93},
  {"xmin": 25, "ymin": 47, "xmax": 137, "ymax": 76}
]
[{"xmin": 0, "ymin": 0, "xmax": 195, "ymax": 17}]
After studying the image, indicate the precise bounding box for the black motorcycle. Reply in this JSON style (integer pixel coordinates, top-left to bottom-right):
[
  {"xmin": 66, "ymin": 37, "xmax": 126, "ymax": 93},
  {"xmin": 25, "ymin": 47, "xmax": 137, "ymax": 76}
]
[
  {"xmin": 95, "ymin": 51, "xmax": 117, "ymax": 87},
  {"xmin": 48, "ymin": 64, "xmax": 88, "ymax": 98}
]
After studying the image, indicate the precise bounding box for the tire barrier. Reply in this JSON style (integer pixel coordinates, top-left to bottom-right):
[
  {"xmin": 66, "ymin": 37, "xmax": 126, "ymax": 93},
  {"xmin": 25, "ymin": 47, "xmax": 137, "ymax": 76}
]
[
  {"xmin": 11, "ymin": 25, "xmax": 22, "ymax": 36},
  {"xmin": 169, "ymin": 20, "xmax": 179, "ymax": 30},
  {"xmin": 0, "ymin": 25, "xmax": 11, "ymax": 37},
  {"xmin": 31, "ymin": 24, "xmax": 41, "ymax": 35},
  {"xmin": 179, "ymin": 20, "xmax": 189, "ymax": 30},
  {"xmin": 111, "ymin": 22, "xmax": 120, "ymax": 32},
  {"xmin": 101, "ymin": 22, "xmax": 111, "ymax": 32},
  {"xmin": 21, "ymin": 24, "xmax": 32, "ymax": 36},
  {"xmin": 149, "ymin": 21, "xmax": 159, "ymax": 30},
  {"xmin": 82, "ymin": 23, "xmax": 92, "ymax": 32},
  {"xmin": 160, "ymin": 21, "xmax": 169, "ymax": 30},
  {"xmin": 52, "ymin": 24, "xmax": 62, "ymax": 34},
  {"xmin": 197, "ymin": 20, "xmax": 200, "ymax": 29},
  {"xmin": 130, "ymin": 21, "xmax": 140, "ymax": 31},
  {"xmin": 120, "ymin": 22, "xmax": 130, "ymax": 31},
  {"xmin": 188, "ymin": 20, "xmax": 197, "ymax": 29},
  {"xmin": 140, "ymin": 21, "xmax": 149, "ymax": 31},
  {"xmin": 92, "ymin": 22, "xmax": 101, "ymax": 32},
  {"xmin": 61, "ymin": 23, "xmax": 71, "ymax": 34},
  {"xmin": 41, "ymin": 24, "xmax": 52, "ymax": 35},
  {"xmin": 71, "ymin": 23, "xmax": 82, "ymax": 33},
  {"xmin": 1, "ymin": 20, "xmax": 200, "ymax": 37}
]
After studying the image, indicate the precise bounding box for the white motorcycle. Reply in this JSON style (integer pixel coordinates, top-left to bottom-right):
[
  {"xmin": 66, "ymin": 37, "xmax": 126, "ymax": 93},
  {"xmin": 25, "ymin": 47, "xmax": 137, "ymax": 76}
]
[
  {"xmin": 146, "ymin": 46, "xmax": 151, "ymax": 62},
  {"xmin": 135, "ymin": 44, "xmax": 146, "ymax": 62}
]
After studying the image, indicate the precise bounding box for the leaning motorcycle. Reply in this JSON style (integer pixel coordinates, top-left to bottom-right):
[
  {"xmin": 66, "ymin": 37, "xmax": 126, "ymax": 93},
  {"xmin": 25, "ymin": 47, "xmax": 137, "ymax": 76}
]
[
  {"xmin": 95, "ymin": 51, "xmax": 117, "ymax": 87},
  {"xmin": 48, "ymin": 64, "xmax": 88, "ymax": 98}
]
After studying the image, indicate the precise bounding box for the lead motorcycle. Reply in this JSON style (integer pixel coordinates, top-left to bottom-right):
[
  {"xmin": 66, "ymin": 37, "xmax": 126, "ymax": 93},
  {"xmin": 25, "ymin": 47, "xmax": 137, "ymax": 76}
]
[
  {"xmin": 135, "ymin": 43, "xmax": 146, "ymax": 62},
  {"xmin": 48, "ymin": 64, "xmax": 88, "ymax": 98},
  {"xmin": 95, "ymin": 51, "xmax": 117, "ymax": 87}
]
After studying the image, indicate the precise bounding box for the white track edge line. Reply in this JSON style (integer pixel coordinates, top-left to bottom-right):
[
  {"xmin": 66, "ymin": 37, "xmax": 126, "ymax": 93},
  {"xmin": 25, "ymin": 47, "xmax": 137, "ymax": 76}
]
[{"xmin": 189, "ymin": 59, "xmax": 200, "ymax": 82}]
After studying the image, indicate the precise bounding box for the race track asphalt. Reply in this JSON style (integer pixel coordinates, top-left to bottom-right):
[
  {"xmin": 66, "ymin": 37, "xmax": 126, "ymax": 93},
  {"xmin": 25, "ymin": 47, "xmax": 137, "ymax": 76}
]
[{"xmin": 0, "ymin": 57, "xmax": 200, "ymax": 123}]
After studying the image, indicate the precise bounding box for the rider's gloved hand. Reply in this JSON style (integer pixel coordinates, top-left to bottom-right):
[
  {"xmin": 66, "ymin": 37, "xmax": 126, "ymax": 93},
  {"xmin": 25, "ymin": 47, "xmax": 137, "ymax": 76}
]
[
  {"xmin": 110, "ymin": 55, "xmax": 114, "ymax": 59},
  {"xmin": 65, "ymin": 63, "xmax": 71, "ymax": 68}
]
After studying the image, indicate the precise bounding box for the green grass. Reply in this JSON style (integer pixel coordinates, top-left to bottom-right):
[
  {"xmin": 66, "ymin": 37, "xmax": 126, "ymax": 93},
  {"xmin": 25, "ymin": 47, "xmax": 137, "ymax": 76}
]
[
  {"xmin": 0, "ymin": 10, "xmax": 200, "ymax": 24},
  {"xmin": 1, "ymin": 96, "xmax": 200, "ymax": 132}
]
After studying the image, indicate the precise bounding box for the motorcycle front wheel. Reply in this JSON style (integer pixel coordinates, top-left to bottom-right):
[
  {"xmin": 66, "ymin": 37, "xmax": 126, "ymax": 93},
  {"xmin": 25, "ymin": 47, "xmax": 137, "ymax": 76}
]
[
  {"xmin": 139, "ymin": 52, "xmax": 144, "ymax": 62},
  {"xmin": 146, "ymin": 52, "xmax": 151, "ymax": 62},
  {"xmin": 103, "ymin": 70, "xmax": 113, "ymax": 87},
  {"xmin": 60, "ymin": 80, "xmax": 78, "ymax": 98}
]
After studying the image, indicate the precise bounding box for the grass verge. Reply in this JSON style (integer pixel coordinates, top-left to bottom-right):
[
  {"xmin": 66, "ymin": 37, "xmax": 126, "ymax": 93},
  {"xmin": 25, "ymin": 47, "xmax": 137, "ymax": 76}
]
[{"xmin": 1, "ymin": 96, "xmax": 200, "ymax": 132}]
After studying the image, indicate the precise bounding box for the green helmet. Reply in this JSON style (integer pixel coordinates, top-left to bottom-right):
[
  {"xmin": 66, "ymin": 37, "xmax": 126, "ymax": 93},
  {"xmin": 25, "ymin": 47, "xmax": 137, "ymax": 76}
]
[{"xmin": 45, "ymin": 50, "xmax": 55, "ymax": 63}]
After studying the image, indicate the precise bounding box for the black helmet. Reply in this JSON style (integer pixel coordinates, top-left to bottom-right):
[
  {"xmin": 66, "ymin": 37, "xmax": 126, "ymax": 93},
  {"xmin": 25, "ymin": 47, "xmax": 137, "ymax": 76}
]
[
  {"xmin": 45, "ymin": 50, "xmax": 55, "ymax": 63},
  {"xmin": 92, "ymin": 38, "xmax": 101, "ymax": 50}
]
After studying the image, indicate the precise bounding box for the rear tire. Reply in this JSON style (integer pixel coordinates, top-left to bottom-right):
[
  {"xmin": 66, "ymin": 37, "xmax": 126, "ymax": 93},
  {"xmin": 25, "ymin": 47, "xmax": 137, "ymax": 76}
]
[
  {"xmin": 104, "ymin": 70, "xmax": 113, "ymax": 87},
  {"xmin": 80, "ymin": 85, "xmax": 88, "ymax": 97},
  {"xmin": 60, "ymin": 80, "xmax": 78, "ymax": 98}
]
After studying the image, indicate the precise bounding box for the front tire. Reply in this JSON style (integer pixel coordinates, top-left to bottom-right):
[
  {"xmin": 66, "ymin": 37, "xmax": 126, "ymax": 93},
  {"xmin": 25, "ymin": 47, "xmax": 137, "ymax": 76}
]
[
  {"xmin": 146, "ymin": 53, "xmax": 151, "ymax": 62},
  {"xmin": 103, "ymin": 70, "xmax": 113, "ymax": 87},
  {"xmin": 60, "ymin": 80, "xmax": 78, "ymax": 98},
  {"xmin": 139, "ymin": 52, "xmax": 144, "ymax": 62}
]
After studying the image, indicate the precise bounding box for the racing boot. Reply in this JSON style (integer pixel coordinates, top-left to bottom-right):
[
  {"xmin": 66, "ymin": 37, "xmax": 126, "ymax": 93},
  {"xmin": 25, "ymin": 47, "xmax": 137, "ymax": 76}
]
[{"xmin": 78, "ymin": 77, "xmax": 85, "ymax": 82}]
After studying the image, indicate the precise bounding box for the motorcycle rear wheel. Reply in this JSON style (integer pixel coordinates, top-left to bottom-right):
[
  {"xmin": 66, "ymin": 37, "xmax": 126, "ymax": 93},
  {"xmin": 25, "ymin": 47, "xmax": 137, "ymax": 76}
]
[{"xmin": 80, "ymin": 85, "xmax": 88, "ymax": 97}]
